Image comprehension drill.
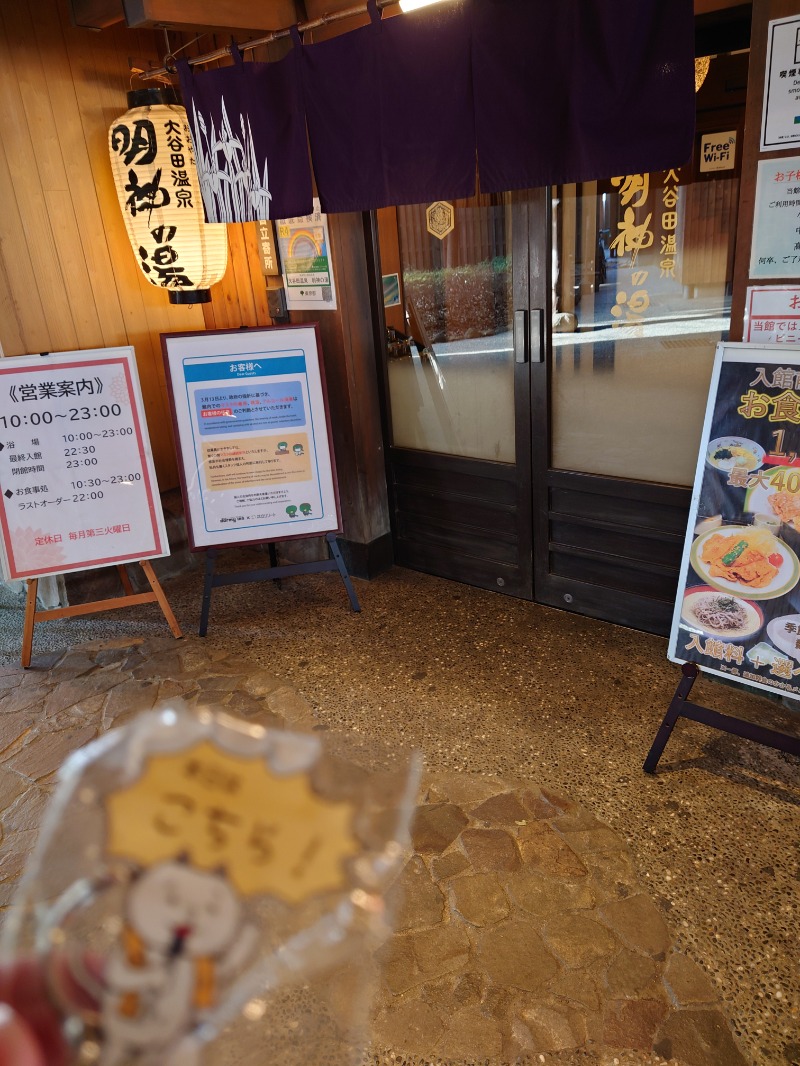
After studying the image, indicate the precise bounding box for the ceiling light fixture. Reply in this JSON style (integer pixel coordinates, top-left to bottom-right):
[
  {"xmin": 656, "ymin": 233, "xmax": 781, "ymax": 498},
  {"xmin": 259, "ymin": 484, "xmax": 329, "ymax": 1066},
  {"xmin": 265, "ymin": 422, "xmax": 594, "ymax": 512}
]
[{"xmin": 399, "ymin": 0, "xmax": 450, "ymax": 12}]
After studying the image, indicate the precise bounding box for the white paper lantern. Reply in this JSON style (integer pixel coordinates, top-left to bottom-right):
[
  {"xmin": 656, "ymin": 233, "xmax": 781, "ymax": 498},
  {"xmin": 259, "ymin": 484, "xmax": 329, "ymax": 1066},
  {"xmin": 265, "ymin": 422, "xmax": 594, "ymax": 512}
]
[{"xmin": 109, "ymin": 87, "xmax": 228, "ymax": 304}]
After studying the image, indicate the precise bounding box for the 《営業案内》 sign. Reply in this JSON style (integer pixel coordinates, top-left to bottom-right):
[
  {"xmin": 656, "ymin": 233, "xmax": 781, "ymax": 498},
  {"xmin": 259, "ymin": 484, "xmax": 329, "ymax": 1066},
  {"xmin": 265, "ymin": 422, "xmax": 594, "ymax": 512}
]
[{"xmin": 0, "ymin": 347, "xmax": 168, "ymax": 579}]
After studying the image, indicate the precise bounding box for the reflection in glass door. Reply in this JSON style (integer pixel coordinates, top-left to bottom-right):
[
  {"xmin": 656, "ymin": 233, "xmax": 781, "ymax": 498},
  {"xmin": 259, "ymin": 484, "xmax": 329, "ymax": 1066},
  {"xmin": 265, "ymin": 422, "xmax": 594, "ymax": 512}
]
[
  {"xmin": 387, "ymin": 196, "xmax": 515, "ymax": 462},
  {"xmin": 375, "ymin": 192, "xmax": 536, "ymax": 598},
  {"xmin": 536, "ymin": 96, "xmax": 744, "ymax": 633},
  {"xmin": 551, "ymin": 169, "xmax": 736, "ymax": 486}
]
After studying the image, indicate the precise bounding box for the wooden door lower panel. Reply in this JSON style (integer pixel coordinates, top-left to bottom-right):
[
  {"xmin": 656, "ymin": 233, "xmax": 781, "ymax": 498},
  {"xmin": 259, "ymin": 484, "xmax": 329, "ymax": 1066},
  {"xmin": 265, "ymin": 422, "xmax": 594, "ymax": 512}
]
[
  {"xmin": 534, "ymin": 470, "xmax": 692, "ymax": 635},
  {"xmin": 390, "ymin": 448, "xmax": 532, "ymax": 598}
]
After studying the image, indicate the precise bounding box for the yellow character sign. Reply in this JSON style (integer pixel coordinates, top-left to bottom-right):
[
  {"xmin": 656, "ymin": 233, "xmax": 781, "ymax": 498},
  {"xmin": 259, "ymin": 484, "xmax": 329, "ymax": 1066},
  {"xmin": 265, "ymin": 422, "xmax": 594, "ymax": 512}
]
[{"xmin": 106, "ymin": 741, "xmax": 358, "ymax": 900}]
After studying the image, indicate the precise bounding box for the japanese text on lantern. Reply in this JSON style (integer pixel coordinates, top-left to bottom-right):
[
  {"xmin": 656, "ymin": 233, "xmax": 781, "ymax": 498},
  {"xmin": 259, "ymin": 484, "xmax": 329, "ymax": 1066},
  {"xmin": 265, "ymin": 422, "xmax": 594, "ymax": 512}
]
[{"xmin": 109, "ymin": 115, "xmax": 199, "ymax": 291}]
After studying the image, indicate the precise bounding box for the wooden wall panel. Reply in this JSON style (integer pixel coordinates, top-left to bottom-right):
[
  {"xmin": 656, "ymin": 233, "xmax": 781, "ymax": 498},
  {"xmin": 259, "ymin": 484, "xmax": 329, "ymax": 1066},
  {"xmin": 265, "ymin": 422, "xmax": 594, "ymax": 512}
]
[
  {"xmin": 0, "ymin": 1, "xmax": 389, "ymax": 566},
  {"xmin": 0, "ymin": 0, "xmax": 282, "ymax": 488},
  {"xmin": 0, "ymin": 140, "xmax": 52, "ymax": 354},
  {"xmin": 0, "ymin": 16, "xmax": 81, "ymax": 354}
]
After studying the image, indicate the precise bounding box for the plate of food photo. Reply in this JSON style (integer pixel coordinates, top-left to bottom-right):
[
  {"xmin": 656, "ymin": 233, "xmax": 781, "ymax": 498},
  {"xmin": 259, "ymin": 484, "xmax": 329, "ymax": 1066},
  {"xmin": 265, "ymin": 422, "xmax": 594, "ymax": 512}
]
[
  {"xmin": 706, "ymin": 436, "xmax": 765, "ymax": 474},
  {"xmin": 689, "ymin": 525, "xmax": 800, "ymax": 600},
  {"xmin": 765, "ymin": 613, "xmax": 800, "ymax": 662},
  {"xmin": 680, "ymin": 586, "xmax": 764, "ymax": 641},
  {"xmin": 744, "ymin": 466, "xmax": 800, "ymax": 532}
]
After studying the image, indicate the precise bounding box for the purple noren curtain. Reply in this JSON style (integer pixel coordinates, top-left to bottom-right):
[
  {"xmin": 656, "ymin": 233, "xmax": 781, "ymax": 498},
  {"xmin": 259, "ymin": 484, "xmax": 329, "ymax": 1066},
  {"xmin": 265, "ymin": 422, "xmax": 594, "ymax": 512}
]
[
  {"xmin": 297, "ymin": 0, "xmax": 476, "ymax": 213},
  {"xmin": 471, "ymin": 0, "xmax": 696, "ymax": 193},
  {"xmin": 177, "ymin": 45, "xmax": 313, "ymax": 223},
  {"xmin": 178, "ymin": 0, "xmax": 696, "ymax": 218}
]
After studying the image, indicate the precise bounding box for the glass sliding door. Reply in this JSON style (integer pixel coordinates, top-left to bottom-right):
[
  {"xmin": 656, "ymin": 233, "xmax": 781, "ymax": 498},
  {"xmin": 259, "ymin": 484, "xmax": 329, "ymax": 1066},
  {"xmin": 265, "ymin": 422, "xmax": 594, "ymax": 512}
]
[
  {"xmin": 387, "ymin": 195, "xmax": 515, "ymax": 462},
  {"xmin": 375, "ymin": 192, "xmax": 537, "ymax": 598},
  {"xmin": 531, "ymin": 52, "xmax": 746, "ymax": 633},
  {"xmin": 551, "ymin": 168, "xmax": 736, "ymax": 486}
]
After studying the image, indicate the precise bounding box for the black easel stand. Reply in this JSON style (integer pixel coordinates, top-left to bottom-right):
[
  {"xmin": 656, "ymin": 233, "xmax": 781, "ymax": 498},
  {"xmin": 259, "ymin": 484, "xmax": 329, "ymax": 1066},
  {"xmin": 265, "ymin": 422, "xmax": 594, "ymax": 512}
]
[
  {"xmin": 199, "ymin": 532, "xmax": 361, "ymax": 636},
  {"xmin": 643, "ymin": 662, "xmax": 800, "ymax": 773}
]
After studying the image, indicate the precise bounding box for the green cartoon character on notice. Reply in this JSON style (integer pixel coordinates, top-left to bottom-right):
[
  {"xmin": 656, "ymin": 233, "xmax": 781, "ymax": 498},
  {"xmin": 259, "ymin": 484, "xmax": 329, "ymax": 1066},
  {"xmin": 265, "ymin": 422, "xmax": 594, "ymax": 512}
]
[
  {"xmin": 276, "ymin": 441, "xmax": 289, "ymax": 454},
  {"xmin": 299, "ymin": 503, "xmax": 312, "ymax": 516},
  {"xmin": 293, "ymin": 443, "xmax": 304, "ymax": 456},
  {"xmin": 286, "ymin": 505, "xmax": 298, "ymax": 517}
]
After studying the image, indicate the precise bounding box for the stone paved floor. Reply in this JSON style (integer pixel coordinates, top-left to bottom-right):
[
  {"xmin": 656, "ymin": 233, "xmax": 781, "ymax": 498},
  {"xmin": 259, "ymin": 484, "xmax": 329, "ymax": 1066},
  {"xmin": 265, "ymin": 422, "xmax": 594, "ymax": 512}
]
[
  {"xmin": 0, "ymin": 557, "xmax": 799, "ymax": 1065},
  {"xmin": 374, "ymin": 774, "xmax": 745, "ymax": 1065}
]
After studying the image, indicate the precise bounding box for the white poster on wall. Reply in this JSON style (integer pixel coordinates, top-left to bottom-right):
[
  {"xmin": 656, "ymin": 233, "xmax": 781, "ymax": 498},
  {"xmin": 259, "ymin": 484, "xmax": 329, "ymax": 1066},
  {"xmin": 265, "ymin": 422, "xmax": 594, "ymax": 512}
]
[
  {"xmin": 0, "ymin": 348, "xmax": 168, "ymax": 580},
  {"xmin": 161, "ymin": 325, "xmax": 341, "ymax": 549},
  {"xmin": 744, "ymin": 285, "xmax": 800, "ymax": 344},
  {"xmin": 750, "ymin": 157, "xmax": 800, "ymax": 278},
  {"xmin": 276, "ymin": 199, "xmax": 337, "ymax": 312},
  {"xmin": 761, "ymin": 15, "xmax": 800, "ymax": 151}
]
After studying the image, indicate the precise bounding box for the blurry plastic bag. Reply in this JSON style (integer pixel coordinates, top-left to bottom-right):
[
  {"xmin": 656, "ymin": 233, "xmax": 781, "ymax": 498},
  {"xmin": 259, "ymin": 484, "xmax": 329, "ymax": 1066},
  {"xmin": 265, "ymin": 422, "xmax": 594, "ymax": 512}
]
[{"xmin": 1, "ymin": 703, "xmax": 420, "ymax": 1066}]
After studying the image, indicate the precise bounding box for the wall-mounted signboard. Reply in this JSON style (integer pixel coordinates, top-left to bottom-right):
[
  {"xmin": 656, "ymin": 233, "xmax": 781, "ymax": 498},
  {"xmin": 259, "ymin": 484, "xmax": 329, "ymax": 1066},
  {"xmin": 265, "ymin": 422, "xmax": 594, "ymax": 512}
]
[
  {"xmin": 276, "ymin": 199, "xmax": 337, "ymax": 312},
  {"xmin": 668, "ymin": 342, "xmax": 800, "ymax": 702},
  {"xmin": 0, "ymin": 348, "xmax": 168, "ymax": 580},
  {"xmin": 699, "ymin": 130, "xmax": 737, "ymax": 172},
  {"xmin": 750, "ymin": 157, "xmax": 800, "ymax": 278},
  {"xmin": 744, "ymin": 285, "xmax": 800, "ymax": 344},
  {"xmin": 761, "ymin": 15, "xmax": 800, "ymax": 151},
  {"xmin": 161, "ymin": 326, "xmax": 341, "ymax": 549}
]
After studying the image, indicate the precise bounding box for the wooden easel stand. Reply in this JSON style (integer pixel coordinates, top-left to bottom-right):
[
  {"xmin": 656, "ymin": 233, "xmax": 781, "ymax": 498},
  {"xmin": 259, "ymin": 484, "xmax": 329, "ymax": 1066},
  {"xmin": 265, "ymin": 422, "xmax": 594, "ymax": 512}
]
[
  {"xmin": 22, "ymin": 561, "xmax": 182, "ymax": 669},
  {"xmin": 643, "ymin": 662, "xmax": 800, "ymax": 773}
]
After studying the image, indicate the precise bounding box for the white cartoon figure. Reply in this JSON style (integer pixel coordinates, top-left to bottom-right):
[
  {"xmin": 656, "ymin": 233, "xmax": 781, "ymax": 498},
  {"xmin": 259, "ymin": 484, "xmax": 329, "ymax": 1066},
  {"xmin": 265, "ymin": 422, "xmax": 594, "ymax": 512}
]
[{"xmin": 101, "ymin": 857, "xmax": 257, "ymax": 1066}]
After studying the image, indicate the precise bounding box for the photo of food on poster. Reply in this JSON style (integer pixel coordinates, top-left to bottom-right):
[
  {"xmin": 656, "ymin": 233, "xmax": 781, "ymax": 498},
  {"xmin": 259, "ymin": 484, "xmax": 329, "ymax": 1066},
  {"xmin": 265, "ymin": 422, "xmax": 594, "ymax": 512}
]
[
  {"xmin": 162, "ymin": 326, "xmax": 341, "ymax": 549},
  {"xmin": 668, "ymin": 343, "xmax": 800, "ymax": 701},
  {"xmin": 0, "ymin": 347, "xmax": 168, "ymax": 580}
]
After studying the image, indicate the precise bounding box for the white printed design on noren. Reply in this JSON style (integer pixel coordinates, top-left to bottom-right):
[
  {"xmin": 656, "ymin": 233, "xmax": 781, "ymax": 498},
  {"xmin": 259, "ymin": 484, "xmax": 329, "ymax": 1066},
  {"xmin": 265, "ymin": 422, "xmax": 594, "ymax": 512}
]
[{"xmin": 190, "ymin": 98, "xmax": 272, "ymax": 223}]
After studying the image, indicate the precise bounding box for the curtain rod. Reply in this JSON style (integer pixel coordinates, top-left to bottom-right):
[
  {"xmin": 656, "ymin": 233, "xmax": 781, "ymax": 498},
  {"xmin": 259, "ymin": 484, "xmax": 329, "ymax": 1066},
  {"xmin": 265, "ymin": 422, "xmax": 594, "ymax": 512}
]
[{"xmin": 141, "ymin": 0, "xmax": 399, "ymax": 81}]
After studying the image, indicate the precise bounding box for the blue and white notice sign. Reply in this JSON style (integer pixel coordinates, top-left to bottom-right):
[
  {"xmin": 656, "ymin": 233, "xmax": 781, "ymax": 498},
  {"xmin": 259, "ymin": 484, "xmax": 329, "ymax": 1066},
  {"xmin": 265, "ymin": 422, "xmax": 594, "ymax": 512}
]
[{"xmin": 162, "ymin": 327, "xmax": 340, "ymax": 548}]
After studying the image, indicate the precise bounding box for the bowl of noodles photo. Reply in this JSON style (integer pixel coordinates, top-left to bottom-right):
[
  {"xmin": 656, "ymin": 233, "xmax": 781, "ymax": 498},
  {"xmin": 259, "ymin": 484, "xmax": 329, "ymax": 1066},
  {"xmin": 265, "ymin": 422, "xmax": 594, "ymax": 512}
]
[
  {"xmin": 689, "ymin": 525, "xmax": 800, "ymax": 600},
  {"xmin": 680, "ymin": 586, "xmax": 764, "ymax": 640},
  {"xmin": 706, "ymin": 436, "xmax": 765, "ymax": 474}
]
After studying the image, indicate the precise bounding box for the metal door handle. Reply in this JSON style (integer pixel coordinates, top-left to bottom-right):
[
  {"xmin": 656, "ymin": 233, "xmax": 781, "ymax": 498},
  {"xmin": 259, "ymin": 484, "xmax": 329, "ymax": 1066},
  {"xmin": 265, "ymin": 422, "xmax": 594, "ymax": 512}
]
[
  {"xmin": 514, "ymin": 309, "xmax": 544, "ymax": 363},
  {"xmin": 514, "ymin": 310, "xmax": 529, "ymax": 363},
  {"xmin": 530, "ymin": 308, "xmax": 544, "ymax": 364}
]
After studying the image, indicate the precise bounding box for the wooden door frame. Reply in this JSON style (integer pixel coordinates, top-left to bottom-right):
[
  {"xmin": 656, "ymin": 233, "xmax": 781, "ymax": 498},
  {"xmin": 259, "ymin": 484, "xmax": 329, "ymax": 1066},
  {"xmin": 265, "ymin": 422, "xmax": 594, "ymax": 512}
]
[{"xmin": 525, "ymin": 187, "xmax": 553, "ymax": 601}]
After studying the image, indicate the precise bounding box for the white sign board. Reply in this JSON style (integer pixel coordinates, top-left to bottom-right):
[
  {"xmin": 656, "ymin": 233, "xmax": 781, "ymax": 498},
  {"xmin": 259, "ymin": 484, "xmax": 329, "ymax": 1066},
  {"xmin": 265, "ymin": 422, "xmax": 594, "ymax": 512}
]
[
  {"xmin": 162, "ymin": 326, "xmax": 341, "ymax": 549},
  {"xmin": 744, "ymin": 285, "xmax": 800, "ymax": 343},
  {"xmin": 699, "ymin": 130, "xmax": 737, "ymax": 172},
  {"xmin": 761, "ymin": 15, "xmax": 800, "ymax": 151},
  {"xmin": 0, "ymin": 348, "xmax": 168, "ymax": 579},
  {"xmin": 750, "ymin": 157, "xmax": 800, "ymax": 278}
]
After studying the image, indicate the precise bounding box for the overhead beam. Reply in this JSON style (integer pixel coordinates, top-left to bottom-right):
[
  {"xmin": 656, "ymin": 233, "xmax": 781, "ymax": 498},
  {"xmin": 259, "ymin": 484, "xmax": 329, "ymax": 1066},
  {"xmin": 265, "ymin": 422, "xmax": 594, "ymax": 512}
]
[
  {"xmin": 121, "ymin": 0, "xmax": 300, "ymax": 30},
  {"xmin": 69, "ymin": 0, "xmax": 125, "ymax": 28}
]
